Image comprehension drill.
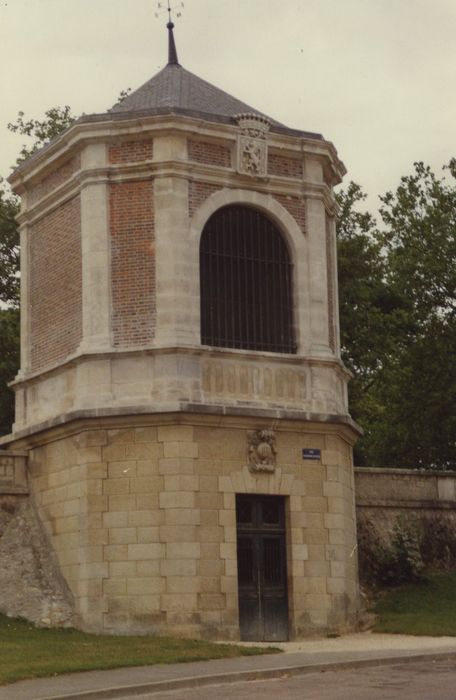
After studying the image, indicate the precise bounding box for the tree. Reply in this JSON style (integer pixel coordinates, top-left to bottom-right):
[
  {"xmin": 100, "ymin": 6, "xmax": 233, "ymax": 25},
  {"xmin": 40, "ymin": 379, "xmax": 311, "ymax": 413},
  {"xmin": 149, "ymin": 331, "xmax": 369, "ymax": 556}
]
[
  {"xmin": 380, "ymin": 160, "xmax": 456, "ymax": 328},
  {"xmin": 0, "ymin": 184, "xmax": 20, "ymax": 307},
  {"xmin": 337, "ymin": 162, "xmax": 456, "ymax": 470},
  {"xmin": 373, "ymin": 161, "xmax": 456, "ymax": 468},
  {"xmin": 7, "ymin": 106, "xmax": 76, "ymax": 165},
  {"xmin": 0, "ymin": 184, "xmax": 20, "ymax": 435},
  {"xmin": 336, "ymin": 182, "xmax": 408, "ymax": 466},
  {"xmin": 0, "ymin": 307, "xmax": 19, "ymax": 435}
]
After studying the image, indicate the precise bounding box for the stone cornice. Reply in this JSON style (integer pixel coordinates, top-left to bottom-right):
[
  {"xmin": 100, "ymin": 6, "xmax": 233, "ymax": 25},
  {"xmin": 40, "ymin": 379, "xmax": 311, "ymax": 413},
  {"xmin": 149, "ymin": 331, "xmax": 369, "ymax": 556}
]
[
  {"xmin": 0, "ymin": 405, "xmax": 361, "ymax": 449},
  {"xmin": 9, "ymin": 113, "xmax": 346, "ymax": 195},
  {"xmin": 16, "ymin": 159, "xmax": 338, "ymax": 225}
]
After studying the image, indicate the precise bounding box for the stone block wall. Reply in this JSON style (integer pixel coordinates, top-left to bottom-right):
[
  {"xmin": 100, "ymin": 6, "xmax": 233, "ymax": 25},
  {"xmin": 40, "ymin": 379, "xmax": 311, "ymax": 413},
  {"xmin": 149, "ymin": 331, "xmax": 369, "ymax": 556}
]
[
  {"xmin": 355, "ymin": 467, "xmax": 456, "ymax": 559},
  {"xmin": 0, "ymin": 451, "xmax": 28, "ymax": 493},
  {"xmin": 24, "ymin": 416, "xmax": 358, "ymax": 638},
  {"xmin": 355, "ymin": 467, "xmax": 456, "ymax": 513}
]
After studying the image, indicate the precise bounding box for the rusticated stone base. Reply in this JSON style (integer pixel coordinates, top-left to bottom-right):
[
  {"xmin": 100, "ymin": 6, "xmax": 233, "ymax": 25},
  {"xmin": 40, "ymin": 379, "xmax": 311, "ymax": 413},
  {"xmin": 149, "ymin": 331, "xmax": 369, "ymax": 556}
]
[{"xmin": 6, "ymin": 412, "xmax": 360, "ymax": 638}]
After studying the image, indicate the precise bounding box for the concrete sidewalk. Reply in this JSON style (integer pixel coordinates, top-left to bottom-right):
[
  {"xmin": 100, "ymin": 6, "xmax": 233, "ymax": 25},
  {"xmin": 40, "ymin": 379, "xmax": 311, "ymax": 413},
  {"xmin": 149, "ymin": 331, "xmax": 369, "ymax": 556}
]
[{"xmin": 2, "ymin": 633, "xmax": 456, "ymax": 700}]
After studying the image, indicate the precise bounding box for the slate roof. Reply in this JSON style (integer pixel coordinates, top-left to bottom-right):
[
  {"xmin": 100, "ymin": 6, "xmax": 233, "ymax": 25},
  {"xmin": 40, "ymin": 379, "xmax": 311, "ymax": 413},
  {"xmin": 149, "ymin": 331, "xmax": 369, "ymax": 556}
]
[
  {"xmin": 106, "ymin": 21, "xmax": 322, "ymax": 137},
  {"xmin": 110, "ymin": 62, "xmax": 283, "ymax": 126}
]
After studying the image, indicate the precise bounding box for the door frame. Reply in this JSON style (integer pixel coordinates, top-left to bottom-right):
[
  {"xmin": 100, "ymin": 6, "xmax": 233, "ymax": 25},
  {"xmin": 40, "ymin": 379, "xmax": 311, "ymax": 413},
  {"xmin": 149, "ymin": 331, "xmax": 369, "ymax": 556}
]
[{"xmin": 235, "ymin": 494, "xmax": 289, "ymax": 641}]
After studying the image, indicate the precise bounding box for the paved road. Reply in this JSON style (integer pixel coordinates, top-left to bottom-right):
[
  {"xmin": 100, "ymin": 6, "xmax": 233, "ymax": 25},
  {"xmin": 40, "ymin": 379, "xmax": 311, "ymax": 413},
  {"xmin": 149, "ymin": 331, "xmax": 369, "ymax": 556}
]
[{"xmin": 135, "ymin": 658, "xmax": 456, "ymax": 700}]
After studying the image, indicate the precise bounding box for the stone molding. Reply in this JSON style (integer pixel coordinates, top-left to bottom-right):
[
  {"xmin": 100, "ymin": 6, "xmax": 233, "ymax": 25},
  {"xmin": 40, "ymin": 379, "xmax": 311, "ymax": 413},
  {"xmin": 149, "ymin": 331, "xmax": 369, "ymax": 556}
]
[
  {"xmin": 16, "ymin": 161, "xmax": 337, "ymax": 227},
  {"xmin": 10, "ymin": 343, "xmax": 352, "ymax": 435},
  {"xmin": 1, "ymin": 409, "xmax": 360, "ymax": 452},
  {"xmin": 9, "ymin": 114, "xmax": 345, "ymax": 198}
]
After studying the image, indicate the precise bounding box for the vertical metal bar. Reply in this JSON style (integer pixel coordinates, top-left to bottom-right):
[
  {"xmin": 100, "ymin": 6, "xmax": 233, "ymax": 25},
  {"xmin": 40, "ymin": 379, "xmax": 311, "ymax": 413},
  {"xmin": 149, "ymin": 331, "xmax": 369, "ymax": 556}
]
[
  {"xmin": 251, "ymin": 209, "xmax": 256, "ymax": 349},
  {"xmin": 222, "ymin": 208, "xmax": 227, "ymax": 346},
  {"xmin": 229, "ymin": 208, "xmax": 234, "ymax": 347},
  {"xmin": 277, "ymin": 233, "xmax": 284, "ymax": 350},
  {"xmin": 239, "ymin": 206, "xmax": 245, "ymax": 348},
  {"xmin": 200, "ymin": 206, "xmax": 295, "ymax": 354},
  {"xmin": 242, "ymin": 208, "xmax": 248, "ymax": 349}
]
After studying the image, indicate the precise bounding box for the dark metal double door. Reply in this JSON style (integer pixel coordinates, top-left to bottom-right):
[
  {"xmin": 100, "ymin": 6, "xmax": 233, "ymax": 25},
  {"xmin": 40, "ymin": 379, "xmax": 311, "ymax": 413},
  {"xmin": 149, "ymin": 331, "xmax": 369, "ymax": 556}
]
[{"xmin": 236, "ymin": 495, "xmax": 289, "ymax": 641}]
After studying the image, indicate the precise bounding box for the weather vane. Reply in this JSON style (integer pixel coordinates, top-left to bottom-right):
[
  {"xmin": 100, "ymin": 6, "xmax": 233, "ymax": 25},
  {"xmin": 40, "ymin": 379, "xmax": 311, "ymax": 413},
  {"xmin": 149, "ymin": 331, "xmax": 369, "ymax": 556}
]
[{"xmin": 155, "ymin": 1, "xmax": 184, "ymax": 25}]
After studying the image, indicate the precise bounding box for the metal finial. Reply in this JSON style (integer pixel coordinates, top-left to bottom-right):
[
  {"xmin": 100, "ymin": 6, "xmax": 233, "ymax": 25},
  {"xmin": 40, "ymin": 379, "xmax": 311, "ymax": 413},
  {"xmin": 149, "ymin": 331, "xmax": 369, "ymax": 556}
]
[
  {"xmin": 155, "ymin": 1, "xmax": 184, "ymax": 23},
  {"xmin": 155, "ymin": 1, "xmax": 183, "ymax": 65}
]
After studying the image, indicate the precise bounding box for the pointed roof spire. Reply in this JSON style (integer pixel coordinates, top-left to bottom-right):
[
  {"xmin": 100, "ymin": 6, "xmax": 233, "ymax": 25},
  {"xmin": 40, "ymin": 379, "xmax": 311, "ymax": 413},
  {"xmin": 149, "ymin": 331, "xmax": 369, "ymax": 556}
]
[
  {"xmin": 167, "ymin": 20, "xmax": 179, "ymax": 65},
  {"xmin": 155, "ymin": 2, "xmax": 183, "ymax": 65}
]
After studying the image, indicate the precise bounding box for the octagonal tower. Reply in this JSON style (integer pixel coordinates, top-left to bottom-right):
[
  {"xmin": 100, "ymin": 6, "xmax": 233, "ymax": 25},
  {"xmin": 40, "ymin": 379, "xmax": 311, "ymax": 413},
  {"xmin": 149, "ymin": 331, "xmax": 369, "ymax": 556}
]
[{"xmin": 5, "ymin": 24, "xmax": 360, "ymax": 639}]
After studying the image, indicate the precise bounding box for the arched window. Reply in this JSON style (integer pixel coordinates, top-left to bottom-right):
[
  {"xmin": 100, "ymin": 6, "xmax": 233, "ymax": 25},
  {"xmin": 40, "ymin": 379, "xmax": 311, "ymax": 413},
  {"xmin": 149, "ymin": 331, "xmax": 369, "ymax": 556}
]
[{"xmin": 200, "ymin": 205, "xmax": 295, "ymax": 353}]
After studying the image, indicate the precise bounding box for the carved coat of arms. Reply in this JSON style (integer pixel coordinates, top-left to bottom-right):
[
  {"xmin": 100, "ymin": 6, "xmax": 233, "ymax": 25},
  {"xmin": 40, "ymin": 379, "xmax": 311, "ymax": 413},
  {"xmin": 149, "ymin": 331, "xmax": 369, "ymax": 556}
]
[
  {"xmin": 247, "ymin": 429, "xmax": 277, "ymax": 473},
  {"xmin": 235, "ymin": 113, "xmax": 271, "ymax": 178}
]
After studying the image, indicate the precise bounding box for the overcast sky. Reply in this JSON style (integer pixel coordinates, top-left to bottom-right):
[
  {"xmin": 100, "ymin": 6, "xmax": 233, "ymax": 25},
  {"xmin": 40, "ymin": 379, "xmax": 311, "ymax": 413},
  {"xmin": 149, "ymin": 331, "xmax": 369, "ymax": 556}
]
[{"xmin": 1, "ymin": 0, "xmax": 455, "ymax": 212}]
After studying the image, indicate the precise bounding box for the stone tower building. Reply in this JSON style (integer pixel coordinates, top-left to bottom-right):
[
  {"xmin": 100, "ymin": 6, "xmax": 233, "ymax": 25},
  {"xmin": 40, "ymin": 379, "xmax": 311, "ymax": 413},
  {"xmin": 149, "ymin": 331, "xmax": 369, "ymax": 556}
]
[{"xmin": 5, "ymin": 23, "xmax": 360, "ymax": 640}]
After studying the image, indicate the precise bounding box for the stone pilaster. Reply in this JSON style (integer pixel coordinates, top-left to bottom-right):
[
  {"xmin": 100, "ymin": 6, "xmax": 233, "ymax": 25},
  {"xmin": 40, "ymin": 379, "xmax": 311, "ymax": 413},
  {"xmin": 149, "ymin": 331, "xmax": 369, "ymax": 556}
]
[
  {"xmin": 154, "ymin": 134, "xmax": 196, "ymax": 346},
  {"xmin": 306, "ymin": 197, "xmax": 331, "ymax": 355},
  {"xmin": 18, "ymin": 221, "xmax": 31, "ymax": 375},
  {"xmin": 78, "ymin": 144, "xmax": 112, "ymax": 353}
]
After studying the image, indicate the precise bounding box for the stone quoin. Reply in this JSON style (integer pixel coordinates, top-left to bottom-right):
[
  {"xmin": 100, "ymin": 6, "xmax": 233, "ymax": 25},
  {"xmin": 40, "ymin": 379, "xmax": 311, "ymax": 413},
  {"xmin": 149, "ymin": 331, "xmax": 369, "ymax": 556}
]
[{"xmin": 3, "ymin": 18, "xmax": 361, "ymax": 640}]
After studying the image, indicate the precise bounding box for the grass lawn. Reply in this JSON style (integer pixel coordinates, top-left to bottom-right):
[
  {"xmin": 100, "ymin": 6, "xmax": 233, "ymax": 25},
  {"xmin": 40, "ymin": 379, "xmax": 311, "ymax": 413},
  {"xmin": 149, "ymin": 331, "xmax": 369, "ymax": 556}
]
[
  {"xmin": 373, "ymin": 572, "xmax": 456, "ymax": 636},
  {"xmin": 0, "ymin": 614, "xmax": 279, "ymax": 686}
]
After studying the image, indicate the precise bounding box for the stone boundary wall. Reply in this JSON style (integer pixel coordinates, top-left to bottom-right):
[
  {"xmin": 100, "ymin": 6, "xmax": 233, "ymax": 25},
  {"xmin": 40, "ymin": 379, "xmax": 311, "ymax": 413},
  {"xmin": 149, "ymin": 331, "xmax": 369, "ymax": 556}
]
[
  {"xmin": 0, "ymin": 451, "xmax": 28, "ymax": 494},
  {"xmin": 355, "ymin": 466, "xmax": 456, "ymax": 544},
  {"xmin": 355, "ymin": 467, "xmax": 456, "ymax": 510}
]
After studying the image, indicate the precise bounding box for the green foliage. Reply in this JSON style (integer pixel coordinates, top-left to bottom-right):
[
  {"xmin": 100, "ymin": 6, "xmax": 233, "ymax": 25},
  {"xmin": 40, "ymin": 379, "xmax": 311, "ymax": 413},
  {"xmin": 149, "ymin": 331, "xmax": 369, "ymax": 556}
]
[
  {"xmin": 357, "ymin": 513, "xmax": 456, "ymax": 588},
  {"xmin": 373, "ymin": 572, "xmax": 456, "ymax": 635},
  {"xmin": 0, "ymin": 309, "xmax": 20, "ymax": 436},
  {"xmin": 357, "ymin": 515, "xmax": 425, "ymax": 587},
  {"xmin": 380, "ymin": 160, "xmax": 456, "ymax": 326},
  {"xmin": 0, "ymin": 614, "xmax": 278, "ymax": 685},
  {"xmin": 0, "ymin": 185, "xmax": 20, "ymax": 436},
  {"xmin": 0, "ymin": 184, "xmax": 20, "ymax": 307},
  {"xmin": 420, "ymin": 515, "xmax": 456, "ymax": 569},
  {"xmin": 337, "ymin": 161, "xmax": 456, "ymax": 469},
  {"xmin": 7, "ymin": 106, "xmax": 76, "ymax": 165},
  {"xmin": 116, "ymin": 87, "xmax": 132, "ymax": 104},
  {"xmin": 336, "ymin": 183, "xmax": 408, "ymax": 465},
  {"xmin": 388, "ymin": 516, "xmax": 426, "ymax": 583}
]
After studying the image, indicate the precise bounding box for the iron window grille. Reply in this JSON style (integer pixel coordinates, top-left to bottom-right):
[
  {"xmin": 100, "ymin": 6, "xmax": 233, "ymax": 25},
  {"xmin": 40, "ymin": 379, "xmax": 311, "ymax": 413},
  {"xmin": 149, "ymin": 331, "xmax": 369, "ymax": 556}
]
[{"xmin": 200, "ymin": 205, "xmax": 296, "ymax": 353}]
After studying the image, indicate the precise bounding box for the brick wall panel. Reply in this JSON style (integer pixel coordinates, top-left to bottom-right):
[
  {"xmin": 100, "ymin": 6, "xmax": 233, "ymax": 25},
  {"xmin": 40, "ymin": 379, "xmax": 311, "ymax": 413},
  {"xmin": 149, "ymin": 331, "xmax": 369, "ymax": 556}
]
[
  {"xmin": 268, "ymin": 153, "xmax": 303, "ymax": 178},
  {"xmin": 30, "ymin": 196, "xmax": 82, "ymax": 371},
  {"xmin": 109, "ymin": 140, "xmax": 154, "ymax": 165},
  {"xmin": 273, "ymin": 194, "xmax": 306, "ymax": 234},
  {"xmin": 188, "ymin": 140, "xmax": 231, "ymax": 168},
  {"xmin": 110, "ymin": 181, "xmax": 155, "ymax": 346}
]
